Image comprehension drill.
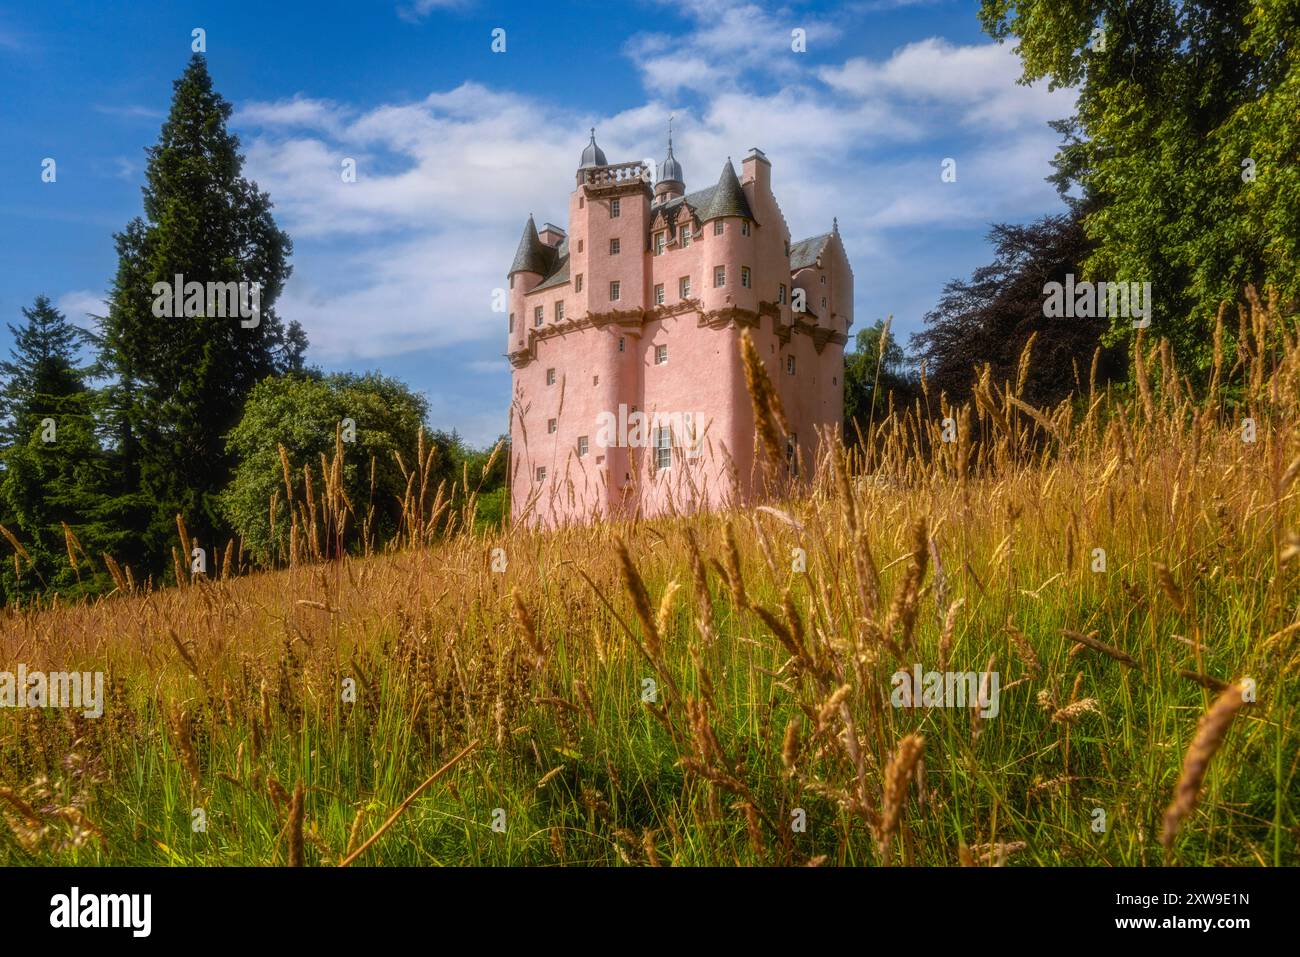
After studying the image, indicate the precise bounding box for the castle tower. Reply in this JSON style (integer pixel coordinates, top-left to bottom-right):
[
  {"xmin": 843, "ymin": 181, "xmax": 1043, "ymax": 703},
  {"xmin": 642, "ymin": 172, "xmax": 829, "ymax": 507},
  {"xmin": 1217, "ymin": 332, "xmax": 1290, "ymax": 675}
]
[{"xmin": 509, "ymin": 128, "xmax": 853, "ymax": 527}]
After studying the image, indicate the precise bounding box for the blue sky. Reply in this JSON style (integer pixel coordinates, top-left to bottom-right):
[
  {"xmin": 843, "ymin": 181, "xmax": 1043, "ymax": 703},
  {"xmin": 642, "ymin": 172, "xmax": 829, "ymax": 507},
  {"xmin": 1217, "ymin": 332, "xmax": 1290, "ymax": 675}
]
[{"xmin": 0, "ymin": 0, "xmax": 1075, "ymax": 447}]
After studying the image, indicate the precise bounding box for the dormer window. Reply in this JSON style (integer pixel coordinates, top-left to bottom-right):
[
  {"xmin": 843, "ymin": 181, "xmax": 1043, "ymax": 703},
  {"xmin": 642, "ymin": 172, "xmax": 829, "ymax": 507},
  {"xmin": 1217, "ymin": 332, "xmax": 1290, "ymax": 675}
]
[
  {"xmin": 654, "ymin": 232, "xmax": 666, "ymax": 256},
  {"xmin": 679, "ymin": 225, "xmax": 691, "ymax": 247}
]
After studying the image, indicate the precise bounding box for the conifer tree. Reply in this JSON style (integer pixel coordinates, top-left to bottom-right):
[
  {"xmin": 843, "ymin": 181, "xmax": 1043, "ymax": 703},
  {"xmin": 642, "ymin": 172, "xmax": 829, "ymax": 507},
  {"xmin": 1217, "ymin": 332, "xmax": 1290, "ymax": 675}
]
[
  {"xmin": 0, "ymin": 296, "xmax": 117, "ymax": 601},
  {"xmin": 98, "ymin": 54, "xmax": 306, "ymax": 575}
]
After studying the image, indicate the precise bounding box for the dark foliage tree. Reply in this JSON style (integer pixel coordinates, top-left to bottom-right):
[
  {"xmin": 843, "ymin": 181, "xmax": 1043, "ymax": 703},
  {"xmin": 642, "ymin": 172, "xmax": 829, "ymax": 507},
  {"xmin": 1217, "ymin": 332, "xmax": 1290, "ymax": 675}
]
[{"xmin": 911, "ymin": 212, "xmax": 1124, "ymax": 407}]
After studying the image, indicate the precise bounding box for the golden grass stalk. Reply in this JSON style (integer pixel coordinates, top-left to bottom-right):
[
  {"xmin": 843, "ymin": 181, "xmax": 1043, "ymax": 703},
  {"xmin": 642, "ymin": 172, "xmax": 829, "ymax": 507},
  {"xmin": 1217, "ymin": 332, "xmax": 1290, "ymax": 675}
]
[{"xmin": 1160, "ymin": 681, "xmax": 1249, "ymax": 852}]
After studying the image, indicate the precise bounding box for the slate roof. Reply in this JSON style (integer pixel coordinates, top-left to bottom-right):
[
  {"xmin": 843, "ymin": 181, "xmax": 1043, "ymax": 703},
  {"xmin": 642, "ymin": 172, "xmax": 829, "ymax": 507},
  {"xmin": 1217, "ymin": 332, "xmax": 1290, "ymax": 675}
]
[{"xmin": 789, "ymin": 233, "xmax": 830, "ymax": 271}]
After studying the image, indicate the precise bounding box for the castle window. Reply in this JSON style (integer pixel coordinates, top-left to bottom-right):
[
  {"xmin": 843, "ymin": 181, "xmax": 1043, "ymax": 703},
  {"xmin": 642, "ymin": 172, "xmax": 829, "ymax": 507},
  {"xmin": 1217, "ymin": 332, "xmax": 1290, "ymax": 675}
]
[
  {"xmin": 713, "ymin": 265, "xmax": 725, "ymax": 288},
  {"xmin": 822, "ymin": 297, "xmax": 827, "ymax": 308},
  {"xmin": 654, "ymin": 232, "xmax": 666, "ymax": 256},
  {"xmin": 579, "ymin": 196, "xmax": 584, "ymax": 208},
  {"xmin": 784, "ymin": 239, "xmax": 790, "ymax": 257},
  {"xmin": 741, "ymin": 220, "xmax": 751, "ymax": 236},
  {"xmin": 679, "ymin": 276, "xmax": 691, "ymax": 298},
  {"xmin": 654, "ymin": 283, "xmax": 665, "ymax": 306},
  {"xmin": 510, "ymin": 276, "xmax": 515, "ymax": 289},
  {"xmin": 821, "ymin": 275, "xmax": 827, "ymax": 284},
  {"xmin": 655, "ymin": 344, "xmax": 668, "ymax": 365},
  {"xmin": 609, "ymin": 280, "xmax": 621, "ymax": 302},
  {"xmin": 555, "ymin": 301, "xmax": 565, "ymax": 322},
  {"xmin": 577, "ymin": 239, "xmax": 584, "ymax": 253},
  {"xmin": 741, "ymin": 266, "xmax": 751, "ymax": 288},
  {"xmin": 679, "ymin": 225, "xmax": 691, "ymax": 247},
  {"xmin": 593, "ymin": 374, "xmax": 599, "ymax": 386},
  {"xmin": 833, "ymin": 376, "xmax": 837, "ymax": 386},
  {"xmin": 536, "ymin": 466, "xmax": 546, "ymax": 482},
  {"xmin": 610, "ymin": 198, "xmax": 621, "ymax": 218},
  {"xmin": 548, "ymin": 418, "xmax": 557, "ymax": 434},
  {"xmin": 713, "ymin": 221, "xmax": 724, "ymax": 236},
  {"xmin": 778, "ymin": 284, "xmax": 787, "ymax": 304},
  {"xmin": 787, "ymin": 434, "xmax": 798, "ymax": 478},
  {"xmin": 654, "ymin": 427, "xmax": 672, "ymax": 471},
  {"xmin": 578, "ymin": 435, "xmax": 589, "ymax": 457},
  {"xmin": 787, "ymin": 355, "xmax": 796, "ymax": 375},
  {"xmin": 575, "ymin": 274, "xmax": 584, "ymax": 293},
  {"xmin": 509, "ymin": 313, "xmax": 515, "ymax": 332},
  {"xmin": 534, "ymin": 306, "xmax": 544, "ymax": 327},
  {"xmin": 610, "ymin": 238, "xmax": 620, "ymax": 255},
  {"xmin": 546, "ymin": 368, "xmax": 556, "ymax": 385}
]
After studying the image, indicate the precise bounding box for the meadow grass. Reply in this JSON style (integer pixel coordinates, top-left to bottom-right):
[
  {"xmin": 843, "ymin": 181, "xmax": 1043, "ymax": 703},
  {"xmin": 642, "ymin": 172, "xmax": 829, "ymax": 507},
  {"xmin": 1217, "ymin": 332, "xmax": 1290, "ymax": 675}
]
[{"xmin": 1, "ymin": 290, "xmax": 1297, "ymax": 866}]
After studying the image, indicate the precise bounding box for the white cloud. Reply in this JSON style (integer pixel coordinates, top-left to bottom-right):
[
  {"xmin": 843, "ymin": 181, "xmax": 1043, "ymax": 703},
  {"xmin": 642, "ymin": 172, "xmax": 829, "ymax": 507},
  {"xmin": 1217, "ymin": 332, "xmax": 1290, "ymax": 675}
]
[
  {"xmin": 56, "ymin": 290, "xmax": 107, "ymax": 327},
  {"xmin": 231, "ymin": 27, "xmax": 1074, "ymax": 365}
]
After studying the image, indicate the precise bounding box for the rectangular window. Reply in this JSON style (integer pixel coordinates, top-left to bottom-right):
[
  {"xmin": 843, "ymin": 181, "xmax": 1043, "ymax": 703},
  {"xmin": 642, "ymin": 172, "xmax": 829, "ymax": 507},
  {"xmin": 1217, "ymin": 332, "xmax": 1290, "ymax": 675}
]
[
  {"xmin": 555, "ymin": 301, "xmax": 565, "ymax": 322},
  {"xmin": 610, "ymin": 238, "xmax": 620, "ymax": 255},
  {"xmin": 654, "ymin": 283, "xmax": 665, "ymax": 305},
  {"xmin": 654, "ymin": 427, "xmax": 672, "ymax": 471},
  {"xmin": 713, "ymin": 221, "xmax": 724, "ymax": 236},
  {"xmin": 618, "ymin": 337, "xmax": 625, "ymax": 352},
  {"xmin": 510, "ymin": 276, "xmax": 515, "ymax": 289},
  {"xmin": 679, "ymin": 276, "xmax": 690, "ymax": 298},
  {"xmin": 654, "ymin": 232, "xmax": 666, "ymax": 255},
  {"xmin": 610, "ymin": 198, "xmax": 621, "ymax": 218},
  {"xmin": 822, "ymin": 297, "xmax": 827, "ymax": 308},
  {"xmin": 679, "ymin": 225, "xmax": 691, "ymax": 247},
  {"xmin": 578, "ymin": 435, "xmax": 589, "ymax": 457},
  {"xmin": 741, "ymin": 220, "xmax": 751, "ymax": 236},
  {"xmin": 536, "ymin": 466, "xmax": 546, "ymax": 482},
  {"xmin": 714, "ymin": 265, "xmax": 725, "ymax": 288},
  {"xmin": 784, "ymin": 239, "xmax": 790, "ymax": 257},
  {"xmin": 741, "ymin": 266, "xmax": 751, "ymax": 288},
  {"xmin": 577, "ymin": 239, "xmax": 584, "ymax": 253},
  {"xmin": 548, "ymin": 418, "xmax": 557, "ymax": 434},
  {"xmin": 655, "ymin": 343, "xmax": 668, "ymax": 365},
  {"xmin": 533, "ymin": 306, "xmax": 543, "ymax": 327},
  {"xmin": 787, "ymin": 355, "xmax": 796, "ymax": 375},
  {"xmin": 546, "ymin": 368, "xmax": 556, "ymax": 385},
  {"xmin": 579, "ymin": 197, "xmax": 584, "ymax": 209},
  {"xmin": 609, "ymin": 280, "xmax": 621, "ymax": 302},
  {"xmin": 509, "ymin": 313, "xmax": 515, "ymax": 332},
  {"xmin": 575, "ymin": 274, "xmax": 583, "ymax": 293},
  {"xmin": 778, "ymin": 284, "xmax": 787, "ymax": 304},
  {"xmin": 820, "ymin": 275, "xmax": 826, "ymax": 284},
  {"xmin": 787, "ymin": 434, "xmax": 798, "ymax": 477}
]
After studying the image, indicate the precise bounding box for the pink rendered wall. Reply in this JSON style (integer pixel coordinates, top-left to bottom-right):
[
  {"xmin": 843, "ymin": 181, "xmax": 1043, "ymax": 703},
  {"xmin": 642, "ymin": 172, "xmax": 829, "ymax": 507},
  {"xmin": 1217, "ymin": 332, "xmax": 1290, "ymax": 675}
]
[{"xmin": 510, "ymin": 150, "xmax": 851, "ymax": 528}]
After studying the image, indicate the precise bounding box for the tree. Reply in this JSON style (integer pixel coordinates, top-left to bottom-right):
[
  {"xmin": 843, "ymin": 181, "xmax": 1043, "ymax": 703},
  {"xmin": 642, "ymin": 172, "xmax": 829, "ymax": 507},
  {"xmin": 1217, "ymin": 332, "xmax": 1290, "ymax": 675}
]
[
  {"xmin": 979, "ymin": 0, "xmax": 1300, "ymax": 373},
  {"xmin": 220, "ymin": 372, "xmax": 430, "ymax": 565},
  {"xmin": 0, "ymin": 297, "xmax": 119, "ymax": 601},
  {"xmin": 911, "ymin": 212, "xmax": 1123, "ymax": 407},
  {"xmin": 843, "ymin": 319, "xmax": 914, "ymax": 441},
  {"xmin": 97, "ymin": 53, "xmax": 305, "ymax": 577}
]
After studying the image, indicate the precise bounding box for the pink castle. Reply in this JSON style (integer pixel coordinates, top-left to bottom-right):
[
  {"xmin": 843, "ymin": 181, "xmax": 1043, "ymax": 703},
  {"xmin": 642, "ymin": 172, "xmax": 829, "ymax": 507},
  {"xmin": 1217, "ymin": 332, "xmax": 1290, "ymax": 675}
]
[{"xmin": 507, "ymin": 129, "xmax": 853, "ymax": 526}]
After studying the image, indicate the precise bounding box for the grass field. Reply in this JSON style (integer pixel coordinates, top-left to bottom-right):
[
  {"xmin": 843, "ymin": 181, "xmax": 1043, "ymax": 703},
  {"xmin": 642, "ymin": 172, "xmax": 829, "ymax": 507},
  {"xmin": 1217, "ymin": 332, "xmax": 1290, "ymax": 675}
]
[{"xmin": 1, "ymin": 292, "xmax": 1297, "ymax": 867}]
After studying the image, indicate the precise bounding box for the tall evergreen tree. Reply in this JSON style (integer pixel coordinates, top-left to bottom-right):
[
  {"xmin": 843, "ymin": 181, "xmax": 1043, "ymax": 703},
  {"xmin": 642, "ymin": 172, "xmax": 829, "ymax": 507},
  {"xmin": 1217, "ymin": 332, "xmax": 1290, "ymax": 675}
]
[
  {"xmin": 0, "ymin": 297, "xmax": 117, "ymax": 601},
  {"xmin": 98, "ymin": 54, "xmax": 306, "ymax": 576}
]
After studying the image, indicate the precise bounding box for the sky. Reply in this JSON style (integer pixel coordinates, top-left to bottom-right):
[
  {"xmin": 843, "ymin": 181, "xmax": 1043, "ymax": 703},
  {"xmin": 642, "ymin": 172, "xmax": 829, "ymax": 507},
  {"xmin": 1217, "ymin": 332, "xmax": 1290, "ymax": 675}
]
[{"xmin": 0, "ymin": 0, "xmax": 1077, "ymax": 447}]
